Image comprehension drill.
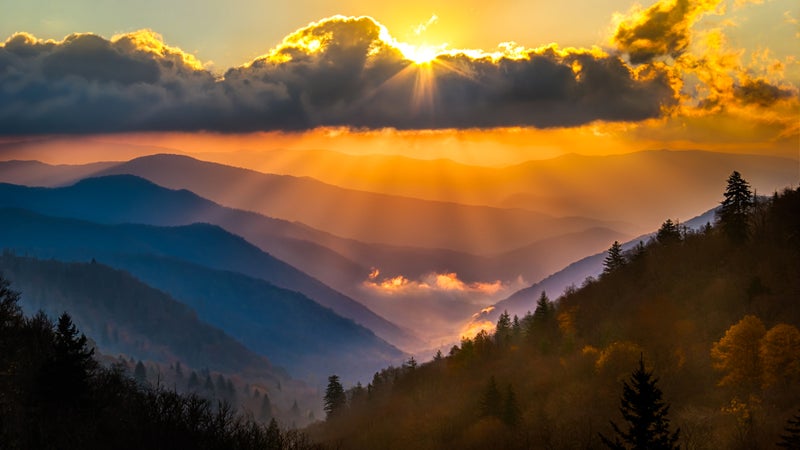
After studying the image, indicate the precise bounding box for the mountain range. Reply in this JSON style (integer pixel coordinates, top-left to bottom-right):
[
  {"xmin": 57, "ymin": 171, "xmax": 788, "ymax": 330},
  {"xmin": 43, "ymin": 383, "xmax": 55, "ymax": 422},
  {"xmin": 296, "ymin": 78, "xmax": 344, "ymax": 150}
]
[{"xmin": 0, "ymin": 208, "xmax": 404, "ymax": 383}]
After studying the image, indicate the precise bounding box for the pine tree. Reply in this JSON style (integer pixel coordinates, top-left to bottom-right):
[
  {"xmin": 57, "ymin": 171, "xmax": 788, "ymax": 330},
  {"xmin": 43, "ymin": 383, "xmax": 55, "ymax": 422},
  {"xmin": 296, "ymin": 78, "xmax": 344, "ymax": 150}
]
[
  {"xmin": 480, "ymin": 376, "xmax": 502, "ymax": 418},
  {"xmin": 323, "ymin": 374, "xmax": 346, "ymax": 419},
  {"xmin": 266, "ymin": 418, "xmax": 282, "ymax": 450},
  {"xmin": 49, "ymin": 312, "xmax": 97, "ymax": 402},
  {"xmin": 656, "ymin": 219, "xmax": 681, "ymax": 245},
  {"xmin": 777, "ymin": 409, "xmax": 800, "ymax": 448},
  {"xmin": 603, "ymin": 241, "xmax": 626, "ymax": 275},
  {"xmin": 600, "ymin": 357, "xmax": 680, "ymax": 450},
  {"xmin": 134, "ymin": 360, "xmax": 147, "ymax": 385},
  {"xmin": 260, "ymin": 392, "xmax": 273, "ymax": 422},
  {"xmin": 532, "ymin": 291, "xmax": 553, "ymax": 327},
  {"xmin": 495, "ymin": 310, "xmax": 512, "ymax": 346},
  {"xmin": 502, "ymin": 384, "xmax": 521, "ymax": 427},
  {"xmin": 717, "ymin": 170, "xmax": 753, "ymax": 243}
]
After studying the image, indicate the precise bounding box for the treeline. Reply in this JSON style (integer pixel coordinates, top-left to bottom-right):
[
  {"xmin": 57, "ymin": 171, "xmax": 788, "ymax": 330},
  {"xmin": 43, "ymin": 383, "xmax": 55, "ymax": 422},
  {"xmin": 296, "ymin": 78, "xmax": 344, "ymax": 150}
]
[
  {"xmin": 308, "ymin": 175, "xmax": 800, "ymax": 449},
  {"xmin": 0, "ymin": 279, "xmax": 321, "ymax": 450}
]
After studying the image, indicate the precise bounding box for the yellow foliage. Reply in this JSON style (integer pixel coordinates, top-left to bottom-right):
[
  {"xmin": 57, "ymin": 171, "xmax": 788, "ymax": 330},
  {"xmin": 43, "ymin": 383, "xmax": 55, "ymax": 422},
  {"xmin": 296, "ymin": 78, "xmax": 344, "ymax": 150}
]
[
  {"xmin": 557, "ymin": 306, "xmax": 578, "ymax": 336},
  {"xmin": 710, "ymin": 315, "xmax": 766, "ymax": 389},
  {"xmin": 595, "ymin": 341, "xmax": 643, "ymax": 381},
  {"xmin": 760, "ymin": 323, "xmax": 800, "ymax": 388}
]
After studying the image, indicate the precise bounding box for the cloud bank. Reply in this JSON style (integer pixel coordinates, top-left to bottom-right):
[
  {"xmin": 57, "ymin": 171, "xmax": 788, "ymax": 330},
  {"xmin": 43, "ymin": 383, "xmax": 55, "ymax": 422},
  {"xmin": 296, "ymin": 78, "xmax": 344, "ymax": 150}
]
[
  {"xmin": 0, "ymin": 16, "xmax": 675, "ymax": 134},
  {"xmin": 1, "ymin": 4, "xmax": 795, "ymax": 135}
]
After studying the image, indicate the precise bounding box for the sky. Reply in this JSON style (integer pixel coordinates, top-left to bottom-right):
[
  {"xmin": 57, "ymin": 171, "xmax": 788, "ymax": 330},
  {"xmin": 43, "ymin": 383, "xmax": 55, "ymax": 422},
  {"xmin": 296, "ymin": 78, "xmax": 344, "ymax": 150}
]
[{"xmin": 0, "ymin": 0, "xmax": 798, "ymax": 165}]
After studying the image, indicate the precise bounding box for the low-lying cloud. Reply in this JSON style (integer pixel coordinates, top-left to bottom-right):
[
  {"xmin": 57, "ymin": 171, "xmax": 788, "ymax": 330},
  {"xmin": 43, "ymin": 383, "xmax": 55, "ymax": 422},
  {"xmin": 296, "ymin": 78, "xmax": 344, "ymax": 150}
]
[{"xmin": 0, "ymin": 16, "xmax": 675, "ymax": 134}]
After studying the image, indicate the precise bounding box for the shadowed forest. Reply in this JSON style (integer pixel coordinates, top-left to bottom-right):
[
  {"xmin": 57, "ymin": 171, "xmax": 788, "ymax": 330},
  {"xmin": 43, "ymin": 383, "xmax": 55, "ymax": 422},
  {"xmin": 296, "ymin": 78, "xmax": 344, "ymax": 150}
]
[{"xmin": 308, "ymin": 179, "xmax": 800, "ymax": 449}]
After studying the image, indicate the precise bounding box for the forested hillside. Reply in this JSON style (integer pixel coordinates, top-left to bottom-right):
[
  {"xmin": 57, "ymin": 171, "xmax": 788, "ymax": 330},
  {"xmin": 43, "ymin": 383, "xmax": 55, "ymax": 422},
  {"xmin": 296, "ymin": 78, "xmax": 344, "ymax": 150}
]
[
  {"xmin": 0, "ymin": 275, "xmax": 322, "ymax": 449},
  {"xmin": 308, "ymin": 181, "xmax": 800, "ymax": 449}
]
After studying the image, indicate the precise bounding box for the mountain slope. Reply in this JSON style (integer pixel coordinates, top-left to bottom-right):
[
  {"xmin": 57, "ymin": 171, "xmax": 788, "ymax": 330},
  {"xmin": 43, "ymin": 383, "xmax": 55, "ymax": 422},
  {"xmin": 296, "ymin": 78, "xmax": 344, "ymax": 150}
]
[
  {"xmin": 307, "ymin": 187, "xmax": 800, "ymax": 450},
  {"xmin": 472, "ymin": 207, "xmax": 720, "ymax": 326},
  {"xmin": 0, "ymin": 177, "xmax": 418, "ymax": 350},
  {"xmin": 0, "ymin": 208, "xmax": 405, "ymax": 382},
  {"xmin": 0, "ymin": 252, "xmax": 282, "ymax": 380}
]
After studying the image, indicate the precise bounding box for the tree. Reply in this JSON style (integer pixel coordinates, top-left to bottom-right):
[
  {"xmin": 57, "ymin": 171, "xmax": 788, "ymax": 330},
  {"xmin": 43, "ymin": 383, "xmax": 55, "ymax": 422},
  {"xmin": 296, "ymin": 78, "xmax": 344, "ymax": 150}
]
[
  {"xmin": 656, "ymin": 219, "xmax": 681, "ymax": 245},
  {"xmin": 603, "ymin": 241, "xmax": 626, "ymax": 275},
  {"xmin": 323, "ymin": 374, "xmax": 346, "ymax": 419},
  {"xmin": 600, "ymin": 357, "xmax": 680, "ymax": 450},
  {"xmin": 46, "ymin": 312, "xmax": 97, "ymax": 403},
  {"xmin": 480, "ymin": 376, "xmax": 502, "ymax": 419},
  {"xmin": 501, "ymin": 384, "xmax": 520, "ymax": 427},
  {"xmin": 711, "ymin": 315, "xmax": 766, "ymax": 391},
  {"xmin": 717, "ymin": 170, "xmax": 753, "ymax": 243},
  {"xmin": 759, "ymin": 323, "xmax": 800, "ymax": 389},
  {"xmin": 260, "ymin": 392, "xmax": 273, "ymax": 422},
  {"xmin": 532, "ymin": 291, "xmax": 554, "ymax": 327},
  {"xmin": 777, "ymin": 409, "xmax": 800, "ymax": 448},
  {"xmin": 495, "ymin": 310, "xmax": 512, "ymax": 346},
  {"xmin": 134, "ymin": 360, "xmax": 147, "ymax": 385},
  {"xmin": 526, "ymin": 291, "xmax": 557, "ymax": 352}
]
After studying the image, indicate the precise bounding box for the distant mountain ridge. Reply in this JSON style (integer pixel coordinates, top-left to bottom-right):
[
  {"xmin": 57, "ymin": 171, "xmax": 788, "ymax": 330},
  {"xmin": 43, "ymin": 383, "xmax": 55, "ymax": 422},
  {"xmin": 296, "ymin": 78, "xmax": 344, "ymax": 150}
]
[
  {"xmin": 0, "ymin": 208, "xmax": 405, "ymax": 383},
  {"xmin": 94, "ymin": 154, "xmax": 635, "ymax": 254},
  {"xmin": 471, "ymin": 206, "xmax": 720, "ymax": 326},
  {"xmin": 0, "ymin": 252, "xmax": 283, "ymax": 380},
  {"xmin": 0, "ymin": 177, "xmax": 418, "ymax": 350}
]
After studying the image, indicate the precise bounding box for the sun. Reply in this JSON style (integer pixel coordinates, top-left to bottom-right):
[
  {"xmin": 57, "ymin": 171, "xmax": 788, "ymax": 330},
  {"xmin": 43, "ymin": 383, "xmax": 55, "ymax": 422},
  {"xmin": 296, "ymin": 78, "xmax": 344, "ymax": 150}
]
[{"xmin": 396, "ymin": 43, "xmax": 444, "ymax": 65}]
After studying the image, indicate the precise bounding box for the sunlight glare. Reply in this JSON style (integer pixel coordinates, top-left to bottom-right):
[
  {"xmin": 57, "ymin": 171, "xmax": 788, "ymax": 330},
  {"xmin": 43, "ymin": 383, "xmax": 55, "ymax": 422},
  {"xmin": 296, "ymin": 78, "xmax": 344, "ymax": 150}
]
[{"xmin": 397, "ymin": 42, "xmax": 445, "ymax": 65}]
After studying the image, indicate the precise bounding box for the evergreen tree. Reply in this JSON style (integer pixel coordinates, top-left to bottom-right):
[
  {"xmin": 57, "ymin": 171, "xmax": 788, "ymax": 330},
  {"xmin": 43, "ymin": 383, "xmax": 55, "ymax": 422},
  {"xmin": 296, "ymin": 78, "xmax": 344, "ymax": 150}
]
[
  {"xmin": 495, "ymin": 310, "xmax": 512, "ymax": 346},
  {"xmin": 266, "ymin": 418, "xmax": 282, "ymax": 450},
  {"xmin": 777, "ymin": 409, "xmax": 800, "ymax": 448},
  {"xmin": 532, "ymin": 291, "xmax": 553, "ymax": 327},
  {"xmin": 603, "ymin": 241, "xmax": 626, "ymax": 275},
  {"xmin": 656, "ymin": 219, "xmax": 681, "ymax": 245},
  {"xmin": 480, "ymin": 376, "xmax": 502, "ymax": 418},
  {"xmin": 502, "ymin": 384, "xmax": 520, "ymax": 427},
  {"xmin": 323, "ymin": 374, "xmax": 346, "ymax": 419},
  {"xmin": 46, "ymin": 312, "xmax": 97, "ymax": 403},
  {"xmin": 260, "ymin": 392, "xmax": 273, "ymax": 422},
  {"xmin": 717, "ymin": 170, "xmax": 753, "ymax": 243},
  {"xmin": 600, "ymin": 357, "xmax": 679, "ymax": 450},
  {"xmin": 187, "ymin": 371, "xmax": 200, "ymax": 391},
  {"xmin": 134, "ymin": 360, "xmax": 147, "ymax": 385}
]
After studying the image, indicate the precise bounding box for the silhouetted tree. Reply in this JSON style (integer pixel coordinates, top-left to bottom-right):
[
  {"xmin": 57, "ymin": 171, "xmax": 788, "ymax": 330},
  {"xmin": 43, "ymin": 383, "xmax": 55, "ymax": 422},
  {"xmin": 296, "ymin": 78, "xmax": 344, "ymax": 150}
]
[
  {"xmin": 266, "ymin": 418, "xmax": 282, "ymax": 450},
  {"xmin": 495, "ymin": 310, "xmax": 512, "ymax": 346},
  {"xmin": 777, "ymin": 409, "xmax": 800, "ymax": 448},
  {"xmin": 134, "ymin": 360, "xmax": 147, "ymax": 385},
  {"xmin": 260, "ymin": 392, "xmax": 273, "ymax": 422},
  {"xmin": 480, "ymin": 376, "xmax": 502, "ymax": 418},
  {"xmin": 46, "ymin": 312, "xmax": 97, "ymax": 404},
  {"xmin": 717, "ymin": 170, "xmax": 753, "ymax": 243},
  {"xmin": 535, "ymin": 291, "xmax": 553, "ymax": 318},
  {"xmin": 600, "ymin": 357, "xmax": 679, "ymax": 450},
  {"xmin": 656, "ymin": 219, "xmax": 681, "ymax": 245},
  {"xmin": 187, "ymin": 370, "xmax": 200, "ymax": 391},
  {"xmin": 603, "ymin": 241, "xmax": 626, "ymax": 275},
  {"xmin": 324, "ymin": 375, "xmax": 346, "ymax": 419},
  {"xmin": 502, "ymin": 384, "xmax": 520, "ymax": 427}
]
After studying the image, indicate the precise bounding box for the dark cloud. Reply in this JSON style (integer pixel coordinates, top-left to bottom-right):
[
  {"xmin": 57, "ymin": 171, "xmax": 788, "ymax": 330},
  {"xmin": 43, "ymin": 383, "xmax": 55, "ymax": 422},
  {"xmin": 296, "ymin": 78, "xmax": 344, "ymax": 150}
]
[
  {"xmin": 0, "ymin": 17, "xmax": 677, "ymax": 134},
  {"xmin": 733, "ymin": 79, "xmax": 794, "ymax": 107},
  {"xmin": 613, "ymin": 0, "xmax": 722, "ymax": 64}
]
